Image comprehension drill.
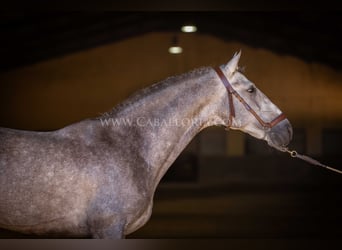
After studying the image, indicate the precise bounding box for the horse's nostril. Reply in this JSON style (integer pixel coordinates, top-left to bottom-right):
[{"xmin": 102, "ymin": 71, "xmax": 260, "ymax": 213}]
[{"xmin": 267, "ymin": 120, "xmax": 293, "ymax": 148}]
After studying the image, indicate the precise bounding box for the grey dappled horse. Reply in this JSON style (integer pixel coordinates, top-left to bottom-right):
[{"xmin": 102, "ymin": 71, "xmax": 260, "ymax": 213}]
[{"xmin": 0, "ymin": 51, "xmax": 292, "ymax": 238}]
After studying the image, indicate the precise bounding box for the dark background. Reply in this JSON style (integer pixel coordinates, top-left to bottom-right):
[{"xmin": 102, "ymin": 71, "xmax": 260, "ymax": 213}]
[
  {"xmin": 0, "ymin": 1, "xmax": 341, "ymax": 244},
  {"xmin": 1, "ymin": 11, "xmax": 342, "ymax": 72}
]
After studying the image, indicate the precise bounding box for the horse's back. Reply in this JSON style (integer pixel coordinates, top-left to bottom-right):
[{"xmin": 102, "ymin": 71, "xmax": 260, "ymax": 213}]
[{"xmin": 0, "ymin": 126, "xmax": 100, "ymax": 235}]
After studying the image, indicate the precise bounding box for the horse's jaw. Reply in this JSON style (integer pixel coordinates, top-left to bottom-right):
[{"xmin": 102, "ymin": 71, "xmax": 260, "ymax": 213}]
[{"xmin": 232, "ymin": 118, "xmax": 293, "ymax": 151}]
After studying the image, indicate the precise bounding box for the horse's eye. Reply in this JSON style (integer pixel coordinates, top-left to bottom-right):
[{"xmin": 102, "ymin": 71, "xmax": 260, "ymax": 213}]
[{"xmin": 247, "ymin": 86, "xmax": 255, "ymax": 93}]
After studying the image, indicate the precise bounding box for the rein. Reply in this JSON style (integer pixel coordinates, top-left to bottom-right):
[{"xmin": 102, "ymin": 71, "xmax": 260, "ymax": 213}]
[
  {"xmin": 280, "ymin": 147, "xmax": 342, "ymax": 175},
  {"xmin": 213, "ymin": 67, "xmax": 286, "ymax": 129}
]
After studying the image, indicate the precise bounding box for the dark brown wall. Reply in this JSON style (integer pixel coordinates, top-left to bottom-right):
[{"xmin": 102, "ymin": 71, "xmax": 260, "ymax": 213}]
[{"xmin": 1, "ymin": 32, "xmax": 341, "ymax": 131}]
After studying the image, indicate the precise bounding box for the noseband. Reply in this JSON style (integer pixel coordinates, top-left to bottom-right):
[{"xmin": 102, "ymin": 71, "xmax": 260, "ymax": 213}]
[{"xmin": 214, "ymin": 67, "xmax": 286, "ymax": 129}]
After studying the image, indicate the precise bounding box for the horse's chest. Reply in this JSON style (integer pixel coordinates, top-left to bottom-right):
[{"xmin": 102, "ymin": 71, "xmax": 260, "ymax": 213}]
[{"xmin": 124, "ymin": 200, "xmax": 153, "ymax": 235}]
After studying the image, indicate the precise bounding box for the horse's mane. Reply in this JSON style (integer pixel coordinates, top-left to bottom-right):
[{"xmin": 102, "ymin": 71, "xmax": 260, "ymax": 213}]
[{"xmin": 98, "ymin": 66, "xmax": 212, "ymax": 118}]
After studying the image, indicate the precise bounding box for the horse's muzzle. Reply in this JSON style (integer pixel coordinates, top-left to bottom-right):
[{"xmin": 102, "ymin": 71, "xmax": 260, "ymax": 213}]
[{"xmin": 266, "ymin": 119, "xmax": 293, "ymax": 148}]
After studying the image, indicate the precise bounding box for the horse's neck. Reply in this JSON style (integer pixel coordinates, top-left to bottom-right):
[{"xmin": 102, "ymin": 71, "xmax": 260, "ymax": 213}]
[{"xmin": 106, "ymin": 68, "xmax": 228, "ymax": 191}]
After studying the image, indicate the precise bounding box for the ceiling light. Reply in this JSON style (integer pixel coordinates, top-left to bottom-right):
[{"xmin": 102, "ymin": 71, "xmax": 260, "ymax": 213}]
[
  {"xmin": 181, "ymin": 25, "xmax": 197, "ymax": 33},
  {"xmin": 168, "ymin": 46, "xmax": 183, "ymax": 54},
  {"xmin": 168, "ymin": 35, "xmax": 183, "ymax": 54}
]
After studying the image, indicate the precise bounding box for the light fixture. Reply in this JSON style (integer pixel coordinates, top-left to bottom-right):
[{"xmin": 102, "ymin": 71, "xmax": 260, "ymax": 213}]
[
  {"xmin": 168, "ymin": 35, "xmax": 183, "ymax": 54},
  {"xmin": 181, "ymin": 24, "xmax": 197, "ymax": 33},
  {"xmin": 168, "ymin": 46, "xmax": 183, "ymax": 54}
]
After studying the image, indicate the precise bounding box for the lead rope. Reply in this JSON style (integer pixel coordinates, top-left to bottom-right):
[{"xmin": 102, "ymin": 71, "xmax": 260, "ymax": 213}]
[{"xmin": 277, "ymin": 147, "xmax": 342, "ymax": 175}]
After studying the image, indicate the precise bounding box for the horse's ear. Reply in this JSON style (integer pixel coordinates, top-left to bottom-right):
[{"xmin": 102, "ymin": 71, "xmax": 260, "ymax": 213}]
[{"xmin": 225, "ymin": 50, "xmax": 241, "ymax": 74}]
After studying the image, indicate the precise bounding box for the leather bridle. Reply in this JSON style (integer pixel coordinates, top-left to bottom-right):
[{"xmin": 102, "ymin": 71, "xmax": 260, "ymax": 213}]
[{"xmin": 214, "ymin": 67, "xmax": 286, "ymax": 129}]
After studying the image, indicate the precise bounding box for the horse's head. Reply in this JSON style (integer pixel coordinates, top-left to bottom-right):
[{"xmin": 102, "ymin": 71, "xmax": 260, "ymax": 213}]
[{"xmin": 218, "ymin": 51, "xmax": 293, "ymax": 149}]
